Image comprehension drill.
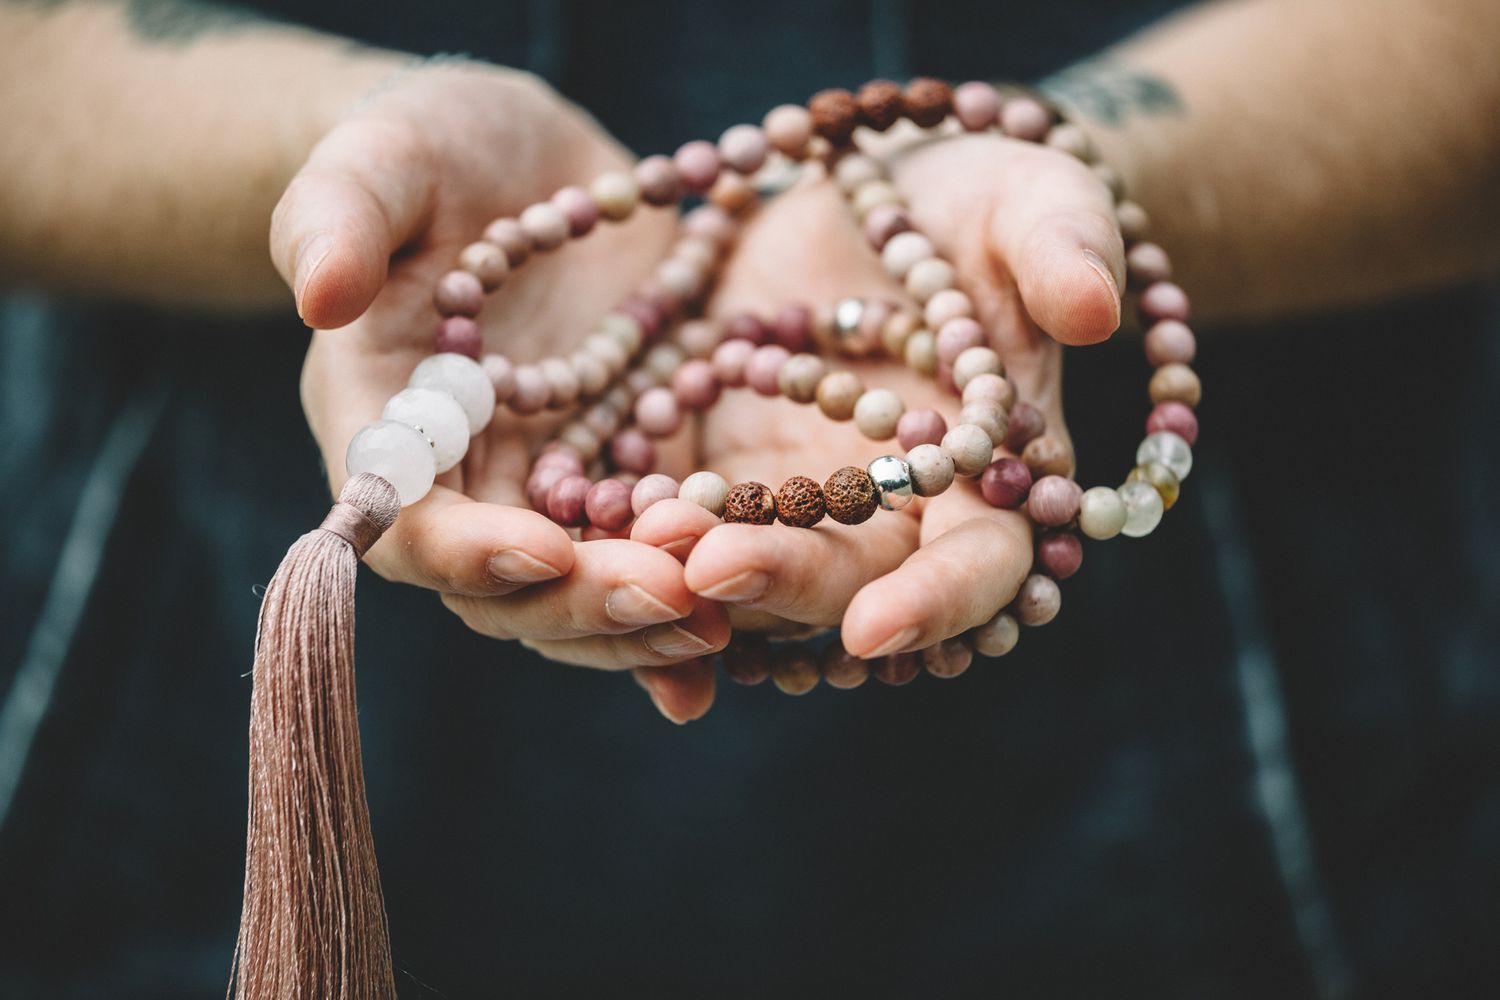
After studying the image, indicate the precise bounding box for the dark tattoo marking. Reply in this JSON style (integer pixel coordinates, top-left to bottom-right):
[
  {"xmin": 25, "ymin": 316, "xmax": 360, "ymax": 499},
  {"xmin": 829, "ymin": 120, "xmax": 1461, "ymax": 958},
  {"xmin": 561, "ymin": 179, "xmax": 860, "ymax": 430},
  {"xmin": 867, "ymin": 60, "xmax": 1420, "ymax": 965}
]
[
  {"xmin": 1038, "ymin": 59, "xmax": 1184, "ymax": 127},
  {"xmin": 8, "ymin": 1, "xmax": 273, "ymax": 44}
]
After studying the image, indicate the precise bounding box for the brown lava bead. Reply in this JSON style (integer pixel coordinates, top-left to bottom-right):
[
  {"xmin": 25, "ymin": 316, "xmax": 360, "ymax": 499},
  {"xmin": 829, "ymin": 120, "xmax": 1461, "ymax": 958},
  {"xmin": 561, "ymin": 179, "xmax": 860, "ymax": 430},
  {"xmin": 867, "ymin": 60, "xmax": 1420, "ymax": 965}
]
[
  {"xmin": 772, "ymin": 646, "xmax": 822, "ymax": 695},
  {"xmin": 1022, "ymin": 434, "xmax": 1073, "ymax": 478},
  {"xmin": 723, "ymin": 481, "xmax": 777, "ymax": 525},
  {"xmin": 722, "ymin": 636, "xmax": 772, "ymax": 686},
  {"xmin": 775, "ymin": 475, "xmax": 826, "ymax": 528},
  {"xmin": 809, "ymin": 88, "xmax": 861, "ymax": 144},
  {"xmin": 823, "ymin": 466, "xmax": 879, "ymax": 525},
  {"xmin": 856, "ymin": 79, "xmax": 905, "ymax": 131},
  {"xmin": 903, "ymin": 77, "xmax": 954, "ymax": 127},
  {"xmin": 820, "ymin": 644, "xmax": 871, "ymax": 689}
]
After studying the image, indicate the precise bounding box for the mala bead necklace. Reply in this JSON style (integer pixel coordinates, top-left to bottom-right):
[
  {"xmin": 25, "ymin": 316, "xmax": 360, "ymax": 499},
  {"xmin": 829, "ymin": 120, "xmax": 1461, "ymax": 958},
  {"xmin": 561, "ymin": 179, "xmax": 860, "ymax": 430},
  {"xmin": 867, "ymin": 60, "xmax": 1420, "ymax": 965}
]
[{"xmin": 231, "ymin": 78, "xmax": 1202, "ymax": 1000}]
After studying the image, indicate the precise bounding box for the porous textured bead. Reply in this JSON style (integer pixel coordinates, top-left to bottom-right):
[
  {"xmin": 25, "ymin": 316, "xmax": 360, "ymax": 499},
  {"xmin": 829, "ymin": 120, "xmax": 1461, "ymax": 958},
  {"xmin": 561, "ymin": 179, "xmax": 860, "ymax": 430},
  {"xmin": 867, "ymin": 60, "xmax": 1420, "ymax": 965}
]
[
  {"xmin": 896, "ymin": 408, "xmax": 948, "ymax": 450},
  {"xmin": 820, "ymin": 645, "xmax": 871, "ymax": 689},
  {"xmin": 941, "ymin": 423, "xmax": 994, "ymax": 477},
  {"xmin": 772, "ymin": 646, "xmax": 821, "ymax": 695},
  {"xmin": 1022, "ymin": 434, "xmax": 1072, "ymax": 478},
  {"xmin": 824, "ymin": 466, "xmax": 879, "ymax": 524},
  {"xmin": 1078, "ymin": 486, "xmax": 1128, "ymax": 540},
  {"xmin": 906, "ymin": 443, "xmax": 955, "ymax": 497},
  {"xmin": 1118, "ymin": 481, "xmax": 1165, "ymax": 537},
  {"xmin": 868, "ymin": 456, "xmax": 915, "ymax": 511},
  {"xmin": 1137, "ymin": 430, "xmax": 1193, "ymax": 480},
  {"xmin": 809, "ymin": 88, "xmax": 860, "ymax": 143},
  {"xmin": 1013, "ymin": 574, "xmax": 1061, "ymax": 627},
  {"xmin": 902, "ymin": 77, "xmax": 953, "ymax": 127},
  {"xmin": 1128, "ymin": 462, "xmax": 1181, "ymax": 510},
  {"xmin": 971, "ymin": 610, "xmax": 1020, "ymax": 657},
  {"xmin": 856, "ymin": 79, "xmax": 905, "ymax": 130},
  {"xmin": 409, "ymin": 353, "xmax": 496, "ymax": 434},
  {"xmin": 1036, "ymin": 529, "xmax": 1083, "ymax": 579},
  {"xmin": 345, "ymin": 419, "xmax": 437, "ymax": 507},
  {"xmin": 775, "ymin": 476, "xmax": 826, "ymax": 528},
  {"xmin": 679, "ymin": 471, "xmax": 729, "ymax": 517},
  {"xmin": 723, "ymin": 482, "xmax": 777, "ymax": 525},
  {"xmin": 854, "ymin": 388, "xmax": 905, "ymax": 440},
  {"xmin": 382, "ymin": 387, "xmax": 470, "ymax": 474},
  {"xmin": 1149, "ymin": 363, "xmax": 1203, "ymax": 408},
  {"xmin": 923, "ymin": 638, "xmax": 973, "ymax": 679},
  {"xmin": 1027, "ymin": 475, "xmax": 1082, "ymax": 527},
  {"xmin": 816, "ymin": 371, "xmax": 864, "ymax": 421}
]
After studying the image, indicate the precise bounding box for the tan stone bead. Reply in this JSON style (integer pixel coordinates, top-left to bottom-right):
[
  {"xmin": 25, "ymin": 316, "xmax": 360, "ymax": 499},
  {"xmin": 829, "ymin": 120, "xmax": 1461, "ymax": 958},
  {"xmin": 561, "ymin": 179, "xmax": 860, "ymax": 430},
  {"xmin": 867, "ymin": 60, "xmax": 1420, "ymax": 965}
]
[
  {"xmin": 905, "ymin": 443, "xmax": 955, "ymax": 497},
  {"xmin": 601, "ymin": 312, "xmax": 645, "ymax": 354},
  {"xmin": 458, "ymin": 240, "xmax": 510, "ymax": 291},
  {"xmin": 959, "ymin": 398, "xmax": 1009, "ymax": 446},
  {"xmin": 1022, "ymin": 433, "xmax": 1073, "ymax": 478},
  {"xmin": 778, "ymin": 354, "xmax": 828, "ymax": 404},
  {"xmin": 1126, "ymin": 461, "xmax": 1181, "ymax": 510},
  {"xmin": 678, "ymin": 319, "xmax": 719, "ymax": 359},
  {"xmin": 924, "ymin": 289, "xmax": 974, "ymax": 329},
  {"xmin": 816, "ymin": 370, "xmax": 865, "ymax": 421},
  {"xmin": 853, "ymin": 388, "xmax": 905, "ymax": 440},
  {"xmin": 903, "ymin": 329, "xmax": 938, "ymax": 375},
  {"xmin": 905, "ymin": 257, "xmax": 956, "ymax": 303},
  {"xmin": 708, "ymin": 172, "xmax": 756, "ymax": 213},
  {"xmin": 820, "ymin": 645, "xmax": 871, "ymax": 689},
  {"xmin": 941, "ymin": 423, "xmax": 995, "ymax": 476},
  {"xmin": 774, "ymin": 475, "xmax": 826, "ymax": 528},
  {"xmin": 1116, "ymin": 200, "xmax": 1150, "ymax": 242},
  {"xmin": 971, "ymin": 611, "xmax": 1020, "ymax": 657},
  {"xmin": 952, "ymin": 346, "xmax": 1004, "ymax": 391},
  {"xmin": 557, "ymin": 422, "xmax": 601, "ymax": 461},
  {"xmin": 590, "ymin": 171, "xmax": 640, "ymax": 221},
  {"xmin": 570, "ymin": 350, "xmax": 610, "ymax": 397},
  {"xmin": 1149, "ymin": 363, "xmax": 1202, "ymax": 407},
  {"xmin": 882, "ymin": 312, "xmax": 922, "ymax": 356}
]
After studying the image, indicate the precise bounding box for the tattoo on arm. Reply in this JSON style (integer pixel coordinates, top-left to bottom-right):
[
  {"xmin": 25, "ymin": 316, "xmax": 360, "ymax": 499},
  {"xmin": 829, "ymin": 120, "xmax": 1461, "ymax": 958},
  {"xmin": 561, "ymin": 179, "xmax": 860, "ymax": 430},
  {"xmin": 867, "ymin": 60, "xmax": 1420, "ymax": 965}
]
[
  {"xmin": 1038, "ymin": 59, "xmax": 1184, "ymax": 127},
  {"xmin": 9, "ymin": 0, "xmax": 272, "ymax": 44}
]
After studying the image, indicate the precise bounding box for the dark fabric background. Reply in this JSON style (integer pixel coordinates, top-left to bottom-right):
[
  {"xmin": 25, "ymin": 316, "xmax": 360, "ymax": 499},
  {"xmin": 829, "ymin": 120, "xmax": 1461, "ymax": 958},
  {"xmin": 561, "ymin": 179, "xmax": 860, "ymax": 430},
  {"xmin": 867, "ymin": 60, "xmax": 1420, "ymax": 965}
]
[{"xmin": 1, "ymin": 2, "xmax": 1496, "ymax": 998}]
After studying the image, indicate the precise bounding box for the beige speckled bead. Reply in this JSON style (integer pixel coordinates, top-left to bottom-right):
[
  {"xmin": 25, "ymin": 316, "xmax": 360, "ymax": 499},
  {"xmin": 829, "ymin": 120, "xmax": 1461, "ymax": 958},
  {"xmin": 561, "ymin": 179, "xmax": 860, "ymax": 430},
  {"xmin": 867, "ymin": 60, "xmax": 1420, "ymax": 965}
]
[
  {"xmin": 679, "ymin": 471, "xmax": 729, "ymax": 517},
  {"xmin": 678, "ymin": 319, "xmax": 718, "ymax": 359},
  {"xmin": 959, "ymin": 399, "xmax": 1009, "ymax": 446},
  {"xmin": 584, "ymin": 332, "xmax": 628, "ymax": 377},
  {"xmin": 519, "ymin": 202, "xmax": 569, "ymax": 251},
  {"xmin": 906, "ymin": 443, "xmax": 955, "ymax": 497},
  {"xmin": 557, "ymin": 422, "xmax": 601, "ymax": 461},
  {"xmin": 816, "ymin": 370, "xmax": 865, "ymax": 421},
  {"xmin": 854, "ymin": 387, "xmax": 905, "ymax": 440},
  {"xmin": 570, "ymin": 350, "xmax": 610, "ymax": 397},
  {"xmin": 905, "ymin": 258, "xmax": 956, "ymax": 303},
  {"xmin": 971, "ymin": 610, "xmax": 1020, "ymax": 657},
  {"xmin": 881, "ymin": 232, "xmax": 936, "ymax": 279},
  {"xmin": 941, "ymin": 422, "xmax": 994, "ymax": 476},
  {"xmin": 644, "ymin": 343, "xmax": 686, "ymax": 383},
  {"xmin": 851, "ymin": 179, "xmax": 901, "ymax": 221},
  {"xmin": 952, "ymin": 346, "xmax": 1003, "ymax": 391},
  {"xmin": 1013, "ymin": 574, "xmax": 1061, "ymax": 627},
  {"xmin": 458, "ymin": 241, "xmax": 509, "ymax": 291},
  {"xmin": 835, "ymin": 153, "xmax": 884, "ymax": 192},
  {"xmin": 1149, "ymin": 363, "xmax": 1202, "ymax": 407},
  {"xmin": 882, "ymin": 312, "xmax": 922, "ymax": 357},
  {"xmin": 1116, "ymin": 200, "xmax": 1150, "ymax": 242},
  {"xmin": 778, "ymin": 354, "xmax": 828, "ymax": 404},
  {"xmin": 1077, "ymin": 485, "xmax": 1128, "ymax": 540},
  {"xmin": 963, "ymin": 373, "xmax": 1017, "ymax": 412},
  {"xmin": 1127, "ymin": 461, "xmax": 1181, "ymax": 510},
  {"xmin": 540, "ymin": 357, "xmax": 580, "ymax": 408},
  {"xmin": 924, "ymin": 289, "xmax": 974, "ymax": 330},
  {"xmin": 601, "ymin": 312, "xmax": 644, "ymax": 355},
  {"xmin": 1022, "ymin": 434, "xmax": 1072, "ymax": 478},
  {"xmin": 903, "ymin": 329, "xmax": 938, "ymax": 375},
  {"xmin": 590, "ymin": 171, "xmax": 640, "ymax": 222},
  {"xmin": 708, "ymin": 172, "xmax": 755, "ymax": 213}
]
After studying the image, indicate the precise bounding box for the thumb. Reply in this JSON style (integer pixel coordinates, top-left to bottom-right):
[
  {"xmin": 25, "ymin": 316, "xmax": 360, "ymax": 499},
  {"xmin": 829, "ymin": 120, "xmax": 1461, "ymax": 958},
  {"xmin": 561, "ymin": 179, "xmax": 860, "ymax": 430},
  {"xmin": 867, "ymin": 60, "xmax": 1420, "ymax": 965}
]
[
  {"xmin": 270, "ymin": 121, "xmax": 431, "ymax": 330},
  {"xmin": 994, "ymin": 178, "xmax": 1125, "ymax": 347}
]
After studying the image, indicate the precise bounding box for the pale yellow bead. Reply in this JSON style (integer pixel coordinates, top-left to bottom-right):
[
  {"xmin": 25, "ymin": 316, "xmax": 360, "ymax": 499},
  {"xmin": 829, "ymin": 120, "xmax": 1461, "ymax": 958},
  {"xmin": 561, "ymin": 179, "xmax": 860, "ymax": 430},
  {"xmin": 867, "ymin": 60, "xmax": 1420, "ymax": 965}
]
[
  {"xmin": 778, "ymin": 354, "xmax": 828, "ymax": 404},
  {"xmin": 952, "ymin": 346, "xmax": 1003, "ymax": 391},
  {"xmin": 1077, "ymin": 486, "xmax": 1128, "ymax": 540},
  {"xmin": 904, "ymin": 329, "xmax": 938, "ymax": 375},
  {"xmin": 590, "ymin": 171, "xmax": 640, "ymax": 221},
  {"xmin": 905, "ymin": 258, "xmax": 956, "ymax": 303},
  {"xmin": 882, "ymin": 313, "xmax": 922, "ymax": 357},
  {"xmin": 853, "ymin": 388, "xmax": 905, "ymax": 440},
  {"xmin": 851, "ymin": 179, "xmax": 902, "ymax": 221},
  {"xmin": 816, "ymin": 371, "xmax": 865, "ymax": 421},
  {"xmin": 941, "ymin": 423, "xmax": 994, "ymax": 476}
]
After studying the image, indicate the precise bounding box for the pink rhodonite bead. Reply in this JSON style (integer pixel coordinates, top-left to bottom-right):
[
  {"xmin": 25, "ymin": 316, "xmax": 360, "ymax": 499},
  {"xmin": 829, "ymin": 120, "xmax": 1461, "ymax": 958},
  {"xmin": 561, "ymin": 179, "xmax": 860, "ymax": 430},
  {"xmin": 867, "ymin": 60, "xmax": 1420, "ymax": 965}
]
[
  {"xmin": 609, "ymin": 427, "xmax": 657, "ymax": 475},
  {"xmin": 952, "ymin": 81, "xmax": 1002, "ymax": 131},
  {"xmin": 1147, "ymin": 401, "xmax": 1200, "ymax": 446},
  {"xmin": 584, "ymin": 479, "xmax": 634, "ymax": 532},
  {"xmin": 552, "ymin": 185, "xmax": 600, "ymax": 237},
  {"xmin": 746, "ymin": 344, "xmax": 791, "ymax": 396},
  {"xmin": 1143, "ymin": 319, "xmax": 1197, "ymax": 366},
  {"xmin": 980, "ymin": 457, "xmax": 1032, "ymax": 509},
  {"xmin": 773, "ymin": 305, "xmax": 813, "ymax": 353},
  {"xmin": 635, "ymin": 386, "xmax": 683, "ymax": 437},
  {"xmin": 1027, "ymin": 475, "xmax": 1082, "ymax": 527},
  {"xmin": 434, "ymin": 270, "xmax": 484, "ymax": 317},
  {"xmin": 547, "ymin": 475, "xmax": 591, "ymax": 527},
  {"xmin": 435, "ymin": 316, "xmax": 483, "ymax": 359},
  {"xmin": 672, "ymin": 359, "xmax": 721, "ymax": 411},
  {"xmin": 630, "ymin": 473, "xmax": 679, "ymax": 516},
  {"xmin": 674, "ymin": 140, "xmax": 722, "ymax": 192},
  {"xmin": 1036, "ymin": 529, "xmax": 1083, "ymax": 579},
  {"xmin": 936, "ymin": 317, "xmax": 985, "ymax": 365},
  {"xmin": 1140, "ymin": 280, "xmax": 1191, "ymax": 321},
  {"xmin": 719, "ymin": 124, "xmax": 769, "ymax": 175},
  {"xmin": 896, "ymin": 408, "xmax": 948, "ymax": 450}
]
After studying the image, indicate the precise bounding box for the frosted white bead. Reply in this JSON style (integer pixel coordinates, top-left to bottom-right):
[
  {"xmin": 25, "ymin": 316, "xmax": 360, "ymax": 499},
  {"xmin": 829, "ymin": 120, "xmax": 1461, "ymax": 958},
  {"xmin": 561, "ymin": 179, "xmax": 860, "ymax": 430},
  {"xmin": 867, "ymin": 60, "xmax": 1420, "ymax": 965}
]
[
  {"xmin": 881, "ymin": 232, "xmax": 935, "ymax": 279},
  {"xmin": 381, "ymin": 387, "xmax": 469, "ymax": 474},
  {"xmin": 409, "ymin": 353, "xmax": 495, "ymax": 434},
  {"xmin": 1137, "ymin": 430, "xmax": 1193, "ymax": 481},
  {"xmin": 1118, "ymin": 481, "xmax": 1165, "ymax": 538},
  {"xmin": 1078, "ymin": 485, "xmax": 1128, "ymax": 540},
  {"xmin": 346, "ymin": 419, "xmax": 436, "ymax": 507}
]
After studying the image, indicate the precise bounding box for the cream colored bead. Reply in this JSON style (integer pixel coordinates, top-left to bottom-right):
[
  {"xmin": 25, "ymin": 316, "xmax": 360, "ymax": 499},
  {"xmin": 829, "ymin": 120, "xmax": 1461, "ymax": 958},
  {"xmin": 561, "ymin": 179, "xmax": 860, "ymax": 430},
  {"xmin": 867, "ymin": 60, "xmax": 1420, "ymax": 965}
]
[
  {"xmin": 677, "ymin": 319, "xmax": 719, "ymax": 359},
  {"xmin": 924, "ymin": 289, "xmax": 974, "ymax": 329},
  {"xmin": 600, "ymin": 312, "xmax": 644, "ymax": 354},
  {"xmin": 851, "ymin": 180, "xmax": 902, "ymax": 221},
  {"xmin": 570, "ymin": 350, "xmax": 610, "ymax": 397},
  {"xmin": 905, "ymin": 258, "xmax": 956, "ymax": 303},
  {"xmin": 881, "ymin": 232, "xmax": 935, "ymax": 280},
  {"xmin": 853, "ymin": 387, "xmax": 905, "ymax": 440},
  {"xmin": 644, "ymin": 343, "xmax": 685, "ymax": 382},
  {"xmin": 958, "ymin": 399, "xmax": 1009, "ymax": 446},
  {"xmin": 905, "ymin": 443, "xmax": 955, "ymax": 497},
  {"xmin": 835, "ymin": 153, "xmax": 884, "ymax": 192},
  {"xmin": 952, "ymin": 346, "xmax": 1003, "ymax": 391},
  {"xmin": 941, "ymin": 422, "xmax": 994, "ymax": 476},
  {"xmin": 590, "ymin": 171, "xmax": 640, "ymax": 221},
  {"xmin": 558, "ymin": 422, "xmax": 601, "ymax": 461},
  {"xmin": 674, "ymin": 236, "xmax": 718, "ymax": 270},
  {"xmin": 815, "ymin": 370, "xmax": 864, "ymax": 421},
  {"xmin": 584, "ymin": 332, "xmax": 629, "ymax": 376},
  {"xmin": 778, "ymin": 354, "xmax": 828, "ymax": 403},
  {"xmin": 458, "ymin": 241, "xmax": 509, "ymax": 291},
  {"xmin": 971, "ymin": 610, "xmax": 1020, "ymax": 657},
  {"xmin": 1077, "ymin": 485, "xmax": 1128, "ymax": 540},
  {"xmin": 903, "ymin": 329, "xmax": 938, "ymax": 375},
  {"xmin": 679, "ymin": 471, "xmax": 729, "ymax": 517},
  {"xmin": 882, "ymin": 312, "xmax": 922, "ymax": 357},
  {"xmin": 708, "ymin": 172, "xmax": 755, "ymax": 212}
]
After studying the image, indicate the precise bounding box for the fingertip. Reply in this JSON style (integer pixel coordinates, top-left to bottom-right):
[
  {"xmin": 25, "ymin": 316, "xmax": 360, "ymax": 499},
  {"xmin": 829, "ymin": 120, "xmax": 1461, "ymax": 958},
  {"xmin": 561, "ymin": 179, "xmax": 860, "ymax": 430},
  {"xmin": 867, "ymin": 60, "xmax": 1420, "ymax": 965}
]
[
  {"xmin": 630, "ymin": 498, "xmax": 720, "ymax": 561},
  {"xmin": 296, "ymin": 231, "xmax": 389, "ymax": 330},
  {"xmin": 636, "ymin": 660, "xmax": 717, "ymax": 724},
  {"xmin": 1018, "ymin": 242, "xmax": 1122, "ymax": 346}
]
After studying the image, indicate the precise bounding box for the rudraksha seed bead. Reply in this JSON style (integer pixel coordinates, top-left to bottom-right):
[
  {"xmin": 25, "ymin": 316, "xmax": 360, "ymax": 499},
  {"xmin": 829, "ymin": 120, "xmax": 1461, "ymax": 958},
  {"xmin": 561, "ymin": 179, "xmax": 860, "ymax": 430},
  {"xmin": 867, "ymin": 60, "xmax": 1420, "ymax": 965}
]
[
  {"xmin": 772, "ymin": 646, "xmax": 822, "ymax": 695},
  {"xmin": 722, "ymin": 636, "xmax": 772, "ymax": 686},
  {"xmin": 821, "ymin": 645, "xmax": 871, "ymax": 689},
  {"xmin": 980, "ymin": 457, "xmax": 1032, "ymax": 509},
  {"xmin": 856, "ymin": 79, "xmax": 905, "ymax": 131},
  {"xmin": 874, "ymin": 651, "xmax": 921, "ymax": 686},
  {"xmin": 902, "ymin": 77, "xmax": 953, "ymax": 128},
  {"xmin": 809, "ymin": 88, "xmax": 860, "ymax": 144},
  {"xmin": 723, "ymin": 481, "xmax": 777, "ymax": 525},
  {"xmin": 923, "ymin": 638, "xmax": 973, "ymax": 679},
  {"xmin": 824, "ymin": 466, "xmax": 879, "ymax": 525},
  {"xmin": 775, "ymin": 475, "xmax": 826, "ymax": 528}
]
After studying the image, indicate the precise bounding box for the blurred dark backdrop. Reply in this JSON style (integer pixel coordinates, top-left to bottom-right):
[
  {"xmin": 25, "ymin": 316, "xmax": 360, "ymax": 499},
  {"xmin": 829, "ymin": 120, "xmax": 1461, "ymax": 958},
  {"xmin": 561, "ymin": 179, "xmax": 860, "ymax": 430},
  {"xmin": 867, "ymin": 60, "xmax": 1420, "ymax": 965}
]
[{"xmin": 1, "ymin": 1, "xmax": 1497, "ymax": 998}]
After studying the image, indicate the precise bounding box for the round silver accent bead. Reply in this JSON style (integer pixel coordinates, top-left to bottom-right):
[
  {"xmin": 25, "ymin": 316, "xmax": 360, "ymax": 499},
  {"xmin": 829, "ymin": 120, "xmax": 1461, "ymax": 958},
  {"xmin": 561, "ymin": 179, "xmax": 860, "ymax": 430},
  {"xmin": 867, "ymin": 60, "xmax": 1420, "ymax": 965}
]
[
  {"xmin": 867, "ymin": 455, "xmax": 915, "ymax": 511},
  {"xmin": 832, "ymin": 297, "xmax": 866, "ymax": 345}
]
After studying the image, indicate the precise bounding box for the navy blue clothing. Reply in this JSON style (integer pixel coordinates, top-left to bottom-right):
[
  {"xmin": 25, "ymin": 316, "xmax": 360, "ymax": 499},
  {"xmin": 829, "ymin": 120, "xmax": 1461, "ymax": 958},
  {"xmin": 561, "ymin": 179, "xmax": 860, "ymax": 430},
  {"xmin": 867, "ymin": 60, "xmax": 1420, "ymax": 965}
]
[{"xmin": 1, "ymin": 2, "xmax": 1497, "ymax": 997}]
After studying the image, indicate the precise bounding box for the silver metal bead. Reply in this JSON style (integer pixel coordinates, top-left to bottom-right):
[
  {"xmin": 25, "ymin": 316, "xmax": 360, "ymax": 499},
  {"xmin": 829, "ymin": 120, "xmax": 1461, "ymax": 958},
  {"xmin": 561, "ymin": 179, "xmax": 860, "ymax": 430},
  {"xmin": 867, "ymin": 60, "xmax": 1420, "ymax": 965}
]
[
  {"xmin": 867, "ymin": 455, "xmax": 915, "ymax": 511},
  {"xmin": 833, "ymin": 297, "xmax": 865, "ymax": 340}
]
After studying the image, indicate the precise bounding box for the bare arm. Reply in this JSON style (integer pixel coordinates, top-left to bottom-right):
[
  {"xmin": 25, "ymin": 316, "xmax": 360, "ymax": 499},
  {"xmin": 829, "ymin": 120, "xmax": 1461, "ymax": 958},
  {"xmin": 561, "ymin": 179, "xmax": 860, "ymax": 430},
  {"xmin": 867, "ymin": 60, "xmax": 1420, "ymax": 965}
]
[{"xmin": 1045, "ymin": 0, "xmax": 1500, "ymax": 323}]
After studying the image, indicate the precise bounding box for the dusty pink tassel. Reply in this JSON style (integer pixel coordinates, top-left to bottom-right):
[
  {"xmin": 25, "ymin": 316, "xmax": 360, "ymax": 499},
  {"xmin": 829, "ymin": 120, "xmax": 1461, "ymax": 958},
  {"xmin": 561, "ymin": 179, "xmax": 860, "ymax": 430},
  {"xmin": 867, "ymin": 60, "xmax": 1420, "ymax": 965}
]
[{"xmin": 231, "ymin": 473, "xmax": 402, "ymax": 1000}]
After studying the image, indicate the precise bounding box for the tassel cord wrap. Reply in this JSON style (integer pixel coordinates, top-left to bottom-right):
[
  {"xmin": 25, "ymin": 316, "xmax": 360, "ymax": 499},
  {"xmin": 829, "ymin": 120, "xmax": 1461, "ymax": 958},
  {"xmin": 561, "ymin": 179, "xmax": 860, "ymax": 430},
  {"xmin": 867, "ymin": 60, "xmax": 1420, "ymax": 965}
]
[{"xmin": 232, "ymin": 474, "xmax": 402, "ymax": 1000}]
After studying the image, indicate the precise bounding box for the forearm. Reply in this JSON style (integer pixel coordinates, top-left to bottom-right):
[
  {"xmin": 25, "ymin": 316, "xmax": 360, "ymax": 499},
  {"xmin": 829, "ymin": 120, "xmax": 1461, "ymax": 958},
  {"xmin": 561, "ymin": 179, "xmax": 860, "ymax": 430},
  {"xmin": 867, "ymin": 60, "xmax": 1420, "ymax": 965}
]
[
  {"xmin": 0, "ymin": 1, "xmax": 405, "ymax": 309},
  {"xmin": 1046, "ymin": 0, "xmax": 1500, "ymax": 324}
]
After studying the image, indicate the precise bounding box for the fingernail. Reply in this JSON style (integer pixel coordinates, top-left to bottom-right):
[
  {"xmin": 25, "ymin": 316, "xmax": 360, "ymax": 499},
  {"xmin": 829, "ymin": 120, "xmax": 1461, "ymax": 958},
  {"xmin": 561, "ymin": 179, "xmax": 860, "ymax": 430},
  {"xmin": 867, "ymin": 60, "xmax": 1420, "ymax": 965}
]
[
  {"xmin": 605, "ymin": 583, "xmax": 682, "ymax": 626},
  {"xmin": 696, "ymin": 570, "xmax": 770, "ymax": 603},
  {"xmin": 642, "ymin": 679, "xmax": 688, "ymax": 725},
  {"xmin": 487, "ymin": 550, "xmax": 563, "ymax": 585},
  {"xmin": 658, "ymin": 535, "xmax": 700, "ymax": 560},
  {"xmin": 1081, "ymin": 248, "xmax": 1122, "ymax": 324},
  {"xmin": 643, "ymin": 624, "xmax": 714, "ymax": 658},
  {"xmin": 293, "ymin": 231, "xmax": 334, "ymax": 314},
  {"xmin": 863, "ymin": 625, "xmax": 920, "ymax": 659}
]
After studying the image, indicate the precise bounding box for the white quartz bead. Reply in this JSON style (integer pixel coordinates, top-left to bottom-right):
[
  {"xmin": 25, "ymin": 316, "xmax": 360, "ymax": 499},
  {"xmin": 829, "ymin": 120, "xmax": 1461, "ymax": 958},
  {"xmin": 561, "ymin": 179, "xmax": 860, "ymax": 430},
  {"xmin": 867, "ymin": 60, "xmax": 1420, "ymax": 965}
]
[
  {"xmin": 345, "ymin": 419, "xmax": 436, "ymax": 507},
  {"xmin": 1118, "ymin": 481, "xmax": 1165, "ymax": 538},
  {"xmin": 1078, "ymin": 485, "xmax": 1128, "ymax": 540},
  {"xmin": 409, "ymin": 353, "xmax": 495, "ymax": 435},
  {"xmin": 1136, "ymin": 430, "xmax": 1193, "ymax": 481},
  {"xmin": 381, "ymin": 387, "xmax": 470, "ymax": 474}
]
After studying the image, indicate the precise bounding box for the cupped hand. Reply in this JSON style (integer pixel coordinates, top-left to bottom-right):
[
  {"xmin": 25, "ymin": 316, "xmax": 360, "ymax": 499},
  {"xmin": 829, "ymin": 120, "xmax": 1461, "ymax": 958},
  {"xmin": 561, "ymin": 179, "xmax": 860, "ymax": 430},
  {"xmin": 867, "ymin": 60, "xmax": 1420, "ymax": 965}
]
[
  {"xmin": 274, "ymin": 60, "xmax": 729, "ymax": 676},
  {"xmin": 632, "ymin": 127, "xmax": 1124, "ymax": 717}
]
